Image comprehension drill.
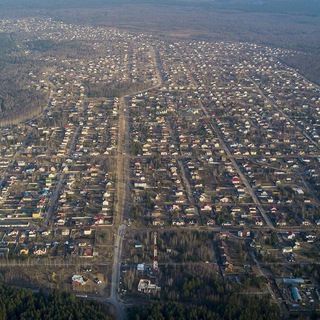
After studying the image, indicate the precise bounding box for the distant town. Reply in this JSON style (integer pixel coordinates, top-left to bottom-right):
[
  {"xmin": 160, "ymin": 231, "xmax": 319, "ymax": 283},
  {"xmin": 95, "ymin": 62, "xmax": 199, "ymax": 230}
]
[{"xmin": 0, "ymin": 17, "xmax": 320, "ymax": 318}]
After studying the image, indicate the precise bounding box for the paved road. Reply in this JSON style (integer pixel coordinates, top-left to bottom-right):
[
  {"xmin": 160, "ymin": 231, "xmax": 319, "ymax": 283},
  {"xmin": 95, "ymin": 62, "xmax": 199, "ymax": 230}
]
[
  {"xmin": 108, "ymin": 44, "xmax": 163, "ymax": 320},
  {"xmin": 107, "ymin": 224, "xmax": 126, "ymax": 319}
]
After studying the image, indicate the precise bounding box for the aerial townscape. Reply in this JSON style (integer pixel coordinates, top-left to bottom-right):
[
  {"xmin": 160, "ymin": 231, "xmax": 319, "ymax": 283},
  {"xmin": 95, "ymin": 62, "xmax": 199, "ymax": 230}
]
[{"xmin": 0, "ymin": 1, "xmax": 320, "ymax": 319}]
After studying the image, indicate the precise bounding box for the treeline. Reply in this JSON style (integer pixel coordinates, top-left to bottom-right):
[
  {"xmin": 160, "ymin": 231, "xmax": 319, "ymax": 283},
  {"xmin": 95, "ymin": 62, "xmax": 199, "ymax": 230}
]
[
  {"xmin": 128, "ymin": 296, "xmax": 280, "ymax": 320},
  {"xmin": 26, "ymin": 39, "xmax": 59, "ymax": 53},
  {"xmin": 26, "ymin": 39, "xmax": 98, "ymax": 59},
  {"xmin": 0, "ymin": 34, "xmax": 16, "ymax": 59},
  {"xmin": 87, "ymin": 80, "xmax": 153, "ymax": 98},
  {"xmin": 210, "ymin": 0, "xmax": 320, "ymax": 16},
  {"xmin": 0, "ymin": 285, "xmax": 111, "ymax": 320},
  {"xmin": 0, "ymin": 87, "xmax": 47, "ymax": 126},
  {"xmin": 281, "ymin": 53, "xmax": 320, "ymax": 86}
]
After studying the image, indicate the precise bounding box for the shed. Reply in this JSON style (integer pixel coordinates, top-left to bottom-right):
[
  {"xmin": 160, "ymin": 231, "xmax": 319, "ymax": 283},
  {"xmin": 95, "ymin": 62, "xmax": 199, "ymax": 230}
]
[
  {"xmin": 283, "ymin": 278, "xmax": 304, "ymax": 285},
  {"xmin": 291, "ymin": 287, "xmax": 302, "ymax": 302}
]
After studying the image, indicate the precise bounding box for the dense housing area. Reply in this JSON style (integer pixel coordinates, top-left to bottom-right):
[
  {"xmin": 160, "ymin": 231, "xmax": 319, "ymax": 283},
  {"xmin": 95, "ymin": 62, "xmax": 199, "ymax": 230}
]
[{"xmin": 0, "ymin": 17, "xmax": 319, "ymax": 319}]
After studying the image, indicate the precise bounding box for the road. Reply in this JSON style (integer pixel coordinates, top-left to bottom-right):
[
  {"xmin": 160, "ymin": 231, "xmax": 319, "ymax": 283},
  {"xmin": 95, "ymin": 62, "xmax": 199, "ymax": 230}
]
[
  {"xmin": 165, "ymin": 119, "xmax": 203, "ymax": 224},
  {"xmin": 45, "ymin": 127, "xmax": 80, "ymax": 225},
  {"xmin": 107, "ymin": 44, "xmax": 163, "ymax": 320},
  {"xmin": 250, "ymin": 78, "xmax": 320, "ymax": 152},
  {"xmin": 127, "ymin": 223, "xmax": 320, "ymax": 234},
  {"xmin": 249, "ymin": 250, "xmax": 283, "ymax": 311},
  {"xmin": 197, "ymin": 98, "xmax": 274, "ymax": 229},
  {"xmin": 0, "ymin": 126, "xmax": 33, "ymax": 188},
  {"xmin": 107, "ymin": 224, "xmax": 126, "ymax": 319},
  {"xmin": 176, "ymin": 48, "xmax": 274, "ymax": 230},
  {"xmin": 0, "ymin": 80, "xmax": 55, "ymax": 187},
  {"xmin": 177, "ymin": 159, "xmax": 203, "ymax": 224}
]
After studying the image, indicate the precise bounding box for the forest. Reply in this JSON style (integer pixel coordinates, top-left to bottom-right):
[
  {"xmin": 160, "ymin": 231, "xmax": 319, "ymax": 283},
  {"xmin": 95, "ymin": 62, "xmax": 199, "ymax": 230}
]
[
  {"xmin": 0, "ymin": 285, "xmax": 111, "ymax": 320},
  {"xmin": 0, "ymin": 34, "xmax": 48, "ymax": 125},
  {"xmin": 128, "ymin": 295, "xmax": 281, "ymax": 320},
  {"xmin": 87, "ymin": 80, "xmax": 154, "ymax": 99},
  {"xmin": 0, "ymin": 0, "xmax": 319, "ymax": 16},
  {"xmin": 121, "ymin": 254, "xmax": 285, "ymax": 320}
]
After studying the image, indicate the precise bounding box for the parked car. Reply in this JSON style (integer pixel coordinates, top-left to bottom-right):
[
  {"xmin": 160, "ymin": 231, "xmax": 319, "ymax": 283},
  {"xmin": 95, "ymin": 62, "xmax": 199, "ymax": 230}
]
[{"xmin": 94, "ymin": 278, "xmax": 102, "ymax": 284}]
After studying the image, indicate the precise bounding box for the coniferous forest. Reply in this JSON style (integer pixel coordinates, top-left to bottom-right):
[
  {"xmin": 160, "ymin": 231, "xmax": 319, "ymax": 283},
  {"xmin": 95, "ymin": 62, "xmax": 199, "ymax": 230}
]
[
  {"xmin": 0, "ymin": 285, "xmax": 111, "ymax": 320},
  {"xmin": 128, "ymin": 295, "xmax": 281, "ymax": 320}
]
